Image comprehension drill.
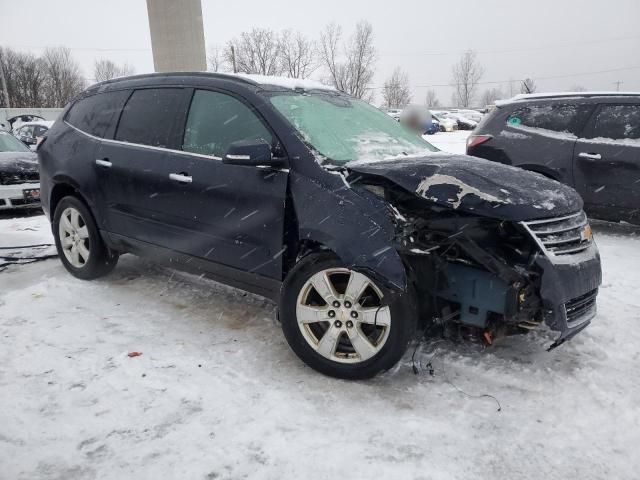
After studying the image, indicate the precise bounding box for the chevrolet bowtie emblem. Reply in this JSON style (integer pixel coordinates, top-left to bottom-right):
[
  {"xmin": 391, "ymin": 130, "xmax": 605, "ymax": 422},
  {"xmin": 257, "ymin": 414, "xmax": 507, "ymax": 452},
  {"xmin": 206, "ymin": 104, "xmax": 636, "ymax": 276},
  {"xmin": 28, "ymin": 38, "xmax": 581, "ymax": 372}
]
[{"xmin": 581, "ymin": 225, "xmax": 593, "ymax": 242}]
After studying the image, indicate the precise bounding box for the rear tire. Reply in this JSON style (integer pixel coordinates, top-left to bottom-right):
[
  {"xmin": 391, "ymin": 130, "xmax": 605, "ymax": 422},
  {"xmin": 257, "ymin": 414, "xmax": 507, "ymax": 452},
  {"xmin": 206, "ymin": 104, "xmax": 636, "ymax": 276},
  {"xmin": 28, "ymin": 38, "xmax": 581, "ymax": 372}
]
[
  {"xmin": 280, "ymin": 252, "xmax": 416, "ymax": 379},
  {"xmin": 53, "ymin": 195, "xmax": 118, "ymax": 280}
]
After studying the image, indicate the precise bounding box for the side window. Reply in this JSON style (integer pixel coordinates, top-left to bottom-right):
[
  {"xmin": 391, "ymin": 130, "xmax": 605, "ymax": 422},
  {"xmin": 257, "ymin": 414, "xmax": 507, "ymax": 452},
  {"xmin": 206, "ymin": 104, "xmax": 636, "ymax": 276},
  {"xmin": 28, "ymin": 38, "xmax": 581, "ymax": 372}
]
[
  {"xmin": 506, "ymin": 103, "xmax": 592, "ymax": 135},
  {"xmin": 183, "ymin": 90, "xmax": 272, "ymax": 157},
  {"xmin": 115, "ymin": 88, "xmax": 187, "ymax": 148},
  {"xmin": 586, "ymin": 104, "xmax": 640, "ymax": 140},
  {"xmin": 66, "ymin": 90, "xmax": 130, "ymax": 138}
]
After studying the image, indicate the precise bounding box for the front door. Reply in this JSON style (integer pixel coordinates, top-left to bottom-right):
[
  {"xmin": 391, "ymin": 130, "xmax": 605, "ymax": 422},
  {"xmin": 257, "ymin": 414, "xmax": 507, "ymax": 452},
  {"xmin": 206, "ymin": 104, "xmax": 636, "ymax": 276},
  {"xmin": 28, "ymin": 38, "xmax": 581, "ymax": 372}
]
[
  {"xmin": 573, "ymin": 103, "xmax": 640, "ymax": 222},
  {"xmin": 149, "ymin": 88, "xmax": 289, "ymax": 279}
]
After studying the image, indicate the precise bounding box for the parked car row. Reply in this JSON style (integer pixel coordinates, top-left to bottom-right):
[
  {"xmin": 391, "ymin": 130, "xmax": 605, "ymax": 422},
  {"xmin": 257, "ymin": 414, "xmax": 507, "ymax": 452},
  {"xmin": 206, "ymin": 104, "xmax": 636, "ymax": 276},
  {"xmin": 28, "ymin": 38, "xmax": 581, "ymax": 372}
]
[{"xmin": 383, "ymin": 106, "xmax": 485, "ymax": 134}]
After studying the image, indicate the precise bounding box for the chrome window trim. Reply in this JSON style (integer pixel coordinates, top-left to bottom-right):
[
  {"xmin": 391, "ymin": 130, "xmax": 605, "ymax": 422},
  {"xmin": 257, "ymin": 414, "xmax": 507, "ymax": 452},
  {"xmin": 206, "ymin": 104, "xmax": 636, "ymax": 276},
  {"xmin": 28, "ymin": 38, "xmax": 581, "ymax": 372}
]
[{"xmin": 64, "ymin": 120, "xmax": 223, "ymax": 161}]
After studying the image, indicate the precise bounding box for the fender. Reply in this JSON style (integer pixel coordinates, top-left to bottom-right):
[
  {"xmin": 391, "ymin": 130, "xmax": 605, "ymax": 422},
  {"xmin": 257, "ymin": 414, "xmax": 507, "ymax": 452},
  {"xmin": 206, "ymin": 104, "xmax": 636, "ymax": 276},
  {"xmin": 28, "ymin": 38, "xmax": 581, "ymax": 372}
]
[
  {"xmin": 518, "ymin": 163, "xmax": 561, "ymax": 182},
  {"xmin": 289, "ymin": 170, "xmax": 407, "ymax": 293}
]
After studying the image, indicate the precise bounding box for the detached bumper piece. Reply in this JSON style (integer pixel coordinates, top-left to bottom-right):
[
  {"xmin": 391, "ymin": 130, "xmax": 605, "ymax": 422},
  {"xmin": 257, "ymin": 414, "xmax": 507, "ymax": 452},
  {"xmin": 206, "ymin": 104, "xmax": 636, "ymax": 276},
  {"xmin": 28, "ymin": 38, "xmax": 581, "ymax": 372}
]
[{"xmin": 547, "ymin": 288, "xmax": 598, "ymax": 350}]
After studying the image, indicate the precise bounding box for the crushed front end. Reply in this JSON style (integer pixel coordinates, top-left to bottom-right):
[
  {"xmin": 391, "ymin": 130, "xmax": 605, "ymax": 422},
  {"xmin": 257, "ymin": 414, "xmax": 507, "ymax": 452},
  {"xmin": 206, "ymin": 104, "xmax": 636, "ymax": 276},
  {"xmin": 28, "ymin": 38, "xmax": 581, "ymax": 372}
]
[
  {"xmin": 348, "ymin": 161, "xmax": 602, "ymax": 350},
  {"xmin": 395, "ymin": 207, "xmax": 601, "ymax": 349}
]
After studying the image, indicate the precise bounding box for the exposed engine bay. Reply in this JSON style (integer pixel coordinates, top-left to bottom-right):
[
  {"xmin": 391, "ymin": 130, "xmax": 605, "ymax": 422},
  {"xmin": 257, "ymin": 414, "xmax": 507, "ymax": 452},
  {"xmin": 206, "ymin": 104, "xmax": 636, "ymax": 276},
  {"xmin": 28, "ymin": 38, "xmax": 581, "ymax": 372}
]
[{"xmin": 345, "ymin": 157, "xmax": 602, "ymax": 350}]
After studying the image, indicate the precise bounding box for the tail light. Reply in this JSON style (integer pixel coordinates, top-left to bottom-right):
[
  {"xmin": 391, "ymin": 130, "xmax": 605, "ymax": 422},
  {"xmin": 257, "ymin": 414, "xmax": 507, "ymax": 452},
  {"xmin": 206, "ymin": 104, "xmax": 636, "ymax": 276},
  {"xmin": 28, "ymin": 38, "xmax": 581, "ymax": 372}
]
[{"xmin": 466, "ymin": 134, "xmax": 492, "ymax": 153}]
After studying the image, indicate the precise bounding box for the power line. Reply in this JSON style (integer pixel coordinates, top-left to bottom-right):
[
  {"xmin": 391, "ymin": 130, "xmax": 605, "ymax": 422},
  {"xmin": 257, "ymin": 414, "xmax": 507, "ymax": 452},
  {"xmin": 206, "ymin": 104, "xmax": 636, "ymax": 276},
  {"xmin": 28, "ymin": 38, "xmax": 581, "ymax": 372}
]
[
  {"xmin": 8, "ymin": 34, "xmax": 640, "ymax": 57},
  {"xmin": 5, "ymin": 44, "xmax": 151, "ymax": 53},
  {"xmin": 366, "ymin": 65, "xmax": 640, "ymax": 90},
  {"xmin": 379, "ymin": 34, "xmax": 640, "ymax": 57}
]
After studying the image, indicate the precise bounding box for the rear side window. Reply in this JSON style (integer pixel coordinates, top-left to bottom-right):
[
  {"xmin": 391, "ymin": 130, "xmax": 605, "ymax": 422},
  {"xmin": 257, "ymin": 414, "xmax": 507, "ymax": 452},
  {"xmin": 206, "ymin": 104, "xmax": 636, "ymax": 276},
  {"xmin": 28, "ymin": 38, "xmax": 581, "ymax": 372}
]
[
  {"xmin": 586, "ymin": 104, "xmax": 640, "ymax": 140},
  {"xmin": 66, "ymin": 90, "xmax": 130, "ymax": 138},
  {"xmin": 115, "ymin": 88, "xmax": 187, "ymax": 148},
  {"xmin": 506, "ymin": 103, "xmax": 592, "ymax": 135},
  {"xmin": 182, "ymin": 90, "xmax": 272, "ymax": 157}
]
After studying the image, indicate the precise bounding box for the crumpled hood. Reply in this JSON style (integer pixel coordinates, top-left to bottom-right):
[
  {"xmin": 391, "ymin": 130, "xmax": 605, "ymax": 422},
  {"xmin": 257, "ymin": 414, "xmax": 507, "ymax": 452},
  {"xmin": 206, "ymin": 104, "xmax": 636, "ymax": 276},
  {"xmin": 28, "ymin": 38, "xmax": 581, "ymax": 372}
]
[
  {"xmin": 0, "ymin": 151, "xmax": 39, "ymax": 174},
  {"xmin": 346, "ymin": 153, "xmax": 583, "ymax": 221}
]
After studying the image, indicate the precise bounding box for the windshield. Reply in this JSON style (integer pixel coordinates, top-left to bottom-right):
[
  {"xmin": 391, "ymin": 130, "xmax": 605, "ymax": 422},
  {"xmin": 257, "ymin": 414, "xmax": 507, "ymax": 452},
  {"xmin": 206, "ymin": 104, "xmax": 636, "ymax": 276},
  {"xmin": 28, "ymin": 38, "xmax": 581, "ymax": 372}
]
[
  {"xmin": 270, "ymin": 92, "xmax": 438, "ymax": 165},
  {"xmin": 0, "ymin": 132, "xmax": 31, "ymax": 153}
]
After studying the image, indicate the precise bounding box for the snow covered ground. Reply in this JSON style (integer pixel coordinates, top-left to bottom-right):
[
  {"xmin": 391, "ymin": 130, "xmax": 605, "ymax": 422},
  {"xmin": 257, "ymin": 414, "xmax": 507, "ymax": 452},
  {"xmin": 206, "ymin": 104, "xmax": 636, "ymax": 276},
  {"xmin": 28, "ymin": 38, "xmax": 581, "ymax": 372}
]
[{"xmin": 1, "ymin": 134, "xmax": 639, "ymax": 479}]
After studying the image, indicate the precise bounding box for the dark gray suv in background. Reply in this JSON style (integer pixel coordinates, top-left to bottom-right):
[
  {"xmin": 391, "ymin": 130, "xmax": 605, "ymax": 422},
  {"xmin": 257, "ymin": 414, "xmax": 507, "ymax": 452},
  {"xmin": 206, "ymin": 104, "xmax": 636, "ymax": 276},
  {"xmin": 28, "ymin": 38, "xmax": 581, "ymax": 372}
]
[
  {"xmin": 467, "ymin": 93, "xmax": 640, "ymax": 224},
  {"xmin": 38, "ymin": 73, "xmax": 602, "ymax": 379}
]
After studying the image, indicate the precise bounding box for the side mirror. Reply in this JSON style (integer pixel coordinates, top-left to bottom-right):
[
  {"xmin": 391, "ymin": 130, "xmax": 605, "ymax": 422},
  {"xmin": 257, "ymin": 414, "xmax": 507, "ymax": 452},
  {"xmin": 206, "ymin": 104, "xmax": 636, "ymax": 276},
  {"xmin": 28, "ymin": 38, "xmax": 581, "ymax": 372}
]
[{"xmin": 223, "ymin": 139, "xmax": 287, "ymax": 168}]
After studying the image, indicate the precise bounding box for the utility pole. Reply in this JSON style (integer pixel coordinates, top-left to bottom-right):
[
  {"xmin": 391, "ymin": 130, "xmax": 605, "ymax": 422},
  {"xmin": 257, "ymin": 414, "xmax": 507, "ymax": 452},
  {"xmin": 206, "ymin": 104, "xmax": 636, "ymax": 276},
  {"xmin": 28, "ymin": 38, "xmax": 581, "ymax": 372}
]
[
  {"xmin": 146, "ymin": 0, "xmax": 206, "ymax": 72},
  {"xmin": 0, "ymin": 54, "xmax": 10, "ymax": 108},
  {"xmin": 231, "ymin": 45, "xmax": 237, "ymax": 73},
  {"xmin": 613, "ymin": 80, "xmax": 623, "ymax": 92}
]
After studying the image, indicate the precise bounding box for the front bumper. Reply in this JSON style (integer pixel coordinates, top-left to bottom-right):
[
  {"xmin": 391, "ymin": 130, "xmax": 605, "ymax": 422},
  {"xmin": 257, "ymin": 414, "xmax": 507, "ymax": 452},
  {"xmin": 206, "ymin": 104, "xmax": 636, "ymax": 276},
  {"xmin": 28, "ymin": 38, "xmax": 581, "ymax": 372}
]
[
  {"xmin": 535, "ymin": 245, "xmax": 602, "ymax": 348},
  {"xmin": 0, "ymin": 182, "xmax": 41, "ymax": 210}
]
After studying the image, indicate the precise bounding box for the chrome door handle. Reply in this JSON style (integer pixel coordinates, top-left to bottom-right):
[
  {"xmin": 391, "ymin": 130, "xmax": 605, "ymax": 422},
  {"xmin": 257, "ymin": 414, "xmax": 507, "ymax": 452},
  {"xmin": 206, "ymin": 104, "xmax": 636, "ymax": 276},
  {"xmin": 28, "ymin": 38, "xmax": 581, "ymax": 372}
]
[
  {"xmin": 578, "ymin": 152, "xmax": 601, "ymax": 161},
  {"xmin": 169, "ymin": 173, "xmax": 192, "ymax": 183},
  {"xmin": 95, "ymin": 159, "xmax": 112, "ymax": 168}
]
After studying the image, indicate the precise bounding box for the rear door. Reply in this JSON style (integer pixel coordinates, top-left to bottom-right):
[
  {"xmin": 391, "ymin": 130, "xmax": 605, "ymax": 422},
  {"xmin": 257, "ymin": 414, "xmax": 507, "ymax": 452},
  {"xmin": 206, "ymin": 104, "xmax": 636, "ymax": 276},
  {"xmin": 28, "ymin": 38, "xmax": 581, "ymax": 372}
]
[
  {"xmin": 498, "ymin": 103, "xmax": 593, "ymax": 184},
  {"xmin": 95, "ymin": 87, "xmax": 192, "ymax": 239},
  {"xmin": 144, "ymin": 88, "xmax": 289, "ymax": 279},
  {"xmin": 573, "ymin": 103, "xmax": 640, "ymax": 222}
]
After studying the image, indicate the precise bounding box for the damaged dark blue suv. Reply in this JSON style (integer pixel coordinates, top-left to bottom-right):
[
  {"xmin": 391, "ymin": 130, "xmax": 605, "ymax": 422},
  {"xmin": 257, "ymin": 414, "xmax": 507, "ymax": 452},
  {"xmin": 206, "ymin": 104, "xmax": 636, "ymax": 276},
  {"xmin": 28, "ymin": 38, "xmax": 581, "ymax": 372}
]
[{"xmin": 38, "ymin": 73, "xmax": 602, "ymax": 379}]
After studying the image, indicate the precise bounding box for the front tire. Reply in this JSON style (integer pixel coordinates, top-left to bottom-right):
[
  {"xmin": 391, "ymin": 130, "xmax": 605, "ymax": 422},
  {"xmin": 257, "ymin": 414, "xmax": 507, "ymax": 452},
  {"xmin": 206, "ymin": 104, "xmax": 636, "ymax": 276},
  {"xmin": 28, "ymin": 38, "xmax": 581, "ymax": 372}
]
[
  {"xmin": 53, "ymin": 195, "xmax": 118, "ymax": 280},
  {"xmin": 280, "ymin": 252, "xmax": 416, "ymax": 379}
]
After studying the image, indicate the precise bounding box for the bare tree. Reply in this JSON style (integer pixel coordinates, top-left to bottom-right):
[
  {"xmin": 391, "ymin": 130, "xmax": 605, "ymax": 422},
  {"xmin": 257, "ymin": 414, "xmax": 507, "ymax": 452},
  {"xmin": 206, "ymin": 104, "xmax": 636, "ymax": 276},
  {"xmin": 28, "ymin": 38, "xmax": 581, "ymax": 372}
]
[
  {"xmin": 481, "ymin": 86, "xmax": 504, "ymax": 106},
  {"xmin": 206, "ymin": 45, "xmax": 225, "ymax": 72},
  {"xmin": 0, "ymin": 48, "xmax": 48, "ymax": 107},
  {"xmin": 224, "ymin": 28, "xmax": 282, "ymax": 76},
  {"xmin": 41, "ymin": 47, "xmax": 85, "ymax": 106},
  {"xmin": 320, "ymin": 21, "xmax": 376, "ymax": 101},
  {"xmin": 279, "ymin": 30, "xmax": 317, "ymax": 79},
  {"xmin": 319, "ymin": 23, "xmax": 346, "ymax": 89},
  {"xmin": 450, "ymin": 49, "xmax": 484, "ymax": 107},
  {"xmin": 382, "ymin": 67, "xmax": 411, "ymax": 108},
  {"xmin": 569, "ymin": 85, "xmax": 587, "ymax": 92},
  {"xmin": 521, "ymin": 78, "xmax": 537, "ymax": 94},
  {"xmin": 424, "ymin": 89, "xmax": 440, "ymax": 108},
  {"xmin": 94, "ymin": 59, "xmax": 135, "ymax": 82}
]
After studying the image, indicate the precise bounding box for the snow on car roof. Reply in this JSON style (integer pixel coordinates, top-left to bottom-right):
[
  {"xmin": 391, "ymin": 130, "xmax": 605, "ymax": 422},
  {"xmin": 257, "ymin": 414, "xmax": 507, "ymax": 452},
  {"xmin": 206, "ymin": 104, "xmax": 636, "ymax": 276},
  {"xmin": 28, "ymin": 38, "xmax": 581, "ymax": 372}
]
[
  {"xmin": 16, "ymin": 120, "xmax": 55, "ymax": 128},
  {"xmin": 496, "ymin": 91, "xmax": 640, "ymax": 106},
  {"xmin": 234, "ymin": 73, "xmax": 335, "ymax": 91}
]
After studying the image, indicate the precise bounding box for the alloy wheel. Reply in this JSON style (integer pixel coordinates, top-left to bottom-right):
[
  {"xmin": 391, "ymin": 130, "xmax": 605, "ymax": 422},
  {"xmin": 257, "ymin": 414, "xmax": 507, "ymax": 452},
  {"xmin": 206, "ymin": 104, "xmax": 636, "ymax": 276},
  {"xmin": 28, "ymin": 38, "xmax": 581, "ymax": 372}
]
[
  {"xmin": 58, "ymin": 207, "xmax": 90, "ymax": 268},
  {"xmin": 295, "ymin": 268, "xmax": 391, "ymax": 363}
]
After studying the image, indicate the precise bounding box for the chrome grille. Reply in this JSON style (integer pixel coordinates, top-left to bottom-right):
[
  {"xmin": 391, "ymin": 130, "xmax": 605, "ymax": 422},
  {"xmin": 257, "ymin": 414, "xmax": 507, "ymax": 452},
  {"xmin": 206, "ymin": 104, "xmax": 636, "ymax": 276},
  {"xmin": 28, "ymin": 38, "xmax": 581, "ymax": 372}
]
[
  {"xmin": 522, "ymin": 211, "xmax": 592, "ymax": 256},
  {"xmin": 564, "ymin": 288, "xmax": 597, "ymax": 326},
  {"xmin": 0, "ymin": 171, "xmax": 39, "ymax": 185}
]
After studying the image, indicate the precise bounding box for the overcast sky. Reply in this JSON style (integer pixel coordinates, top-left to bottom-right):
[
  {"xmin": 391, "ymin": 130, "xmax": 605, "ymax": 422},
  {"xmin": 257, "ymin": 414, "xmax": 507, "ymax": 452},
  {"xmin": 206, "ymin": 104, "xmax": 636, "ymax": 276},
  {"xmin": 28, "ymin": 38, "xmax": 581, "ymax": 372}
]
[{"xmin": 1, "ymin": 0, "xmax": 639, "ymax": 105}]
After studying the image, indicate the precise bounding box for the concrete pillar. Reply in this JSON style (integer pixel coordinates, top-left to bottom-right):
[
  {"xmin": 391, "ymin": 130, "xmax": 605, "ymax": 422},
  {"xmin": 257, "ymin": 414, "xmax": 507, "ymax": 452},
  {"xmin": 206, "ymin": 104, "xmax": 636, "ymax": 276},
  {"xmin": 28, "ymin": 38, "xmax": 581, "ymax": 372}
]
[{"xmin": 146, "ymin": 0, "xmax": 207, "ymax": 72}]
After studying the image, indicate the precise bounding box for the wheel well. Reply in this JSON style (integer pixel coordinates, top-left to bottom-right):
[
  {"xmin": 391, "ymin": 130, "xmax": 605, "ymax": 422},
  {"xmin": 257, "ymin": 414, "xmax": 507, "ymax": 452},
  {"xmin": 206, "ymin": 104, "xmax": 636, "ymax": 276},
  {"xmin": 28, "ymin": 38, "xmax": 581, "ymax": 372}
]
[
  {"xmin": 50, "ymin": 183, "xmax": 87, "ymax": 216},
  {"xmin": 521, "ymin": 166, "xmax": 559, "ymax": 181},
  {"xmin": 282, "ymin": 239, "xmax": 333, "ymax": 278}
]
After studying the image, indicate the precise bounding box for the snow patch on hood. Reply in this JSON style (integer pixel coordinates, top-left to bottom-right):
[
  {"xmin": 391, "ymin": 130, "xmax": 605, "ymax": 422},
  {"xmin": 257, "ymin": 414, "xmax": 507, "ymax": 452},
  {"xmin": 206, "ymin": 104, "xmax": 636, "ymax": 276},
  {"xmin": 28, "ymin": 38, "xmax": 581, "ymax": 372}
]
[
  {"xmin": 352, "ymin": 132, "xmax": 437, "ymax": 162},
  {"xmin": 416, "ymin": 174, "xmax": 503, "ymax": 209}
]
